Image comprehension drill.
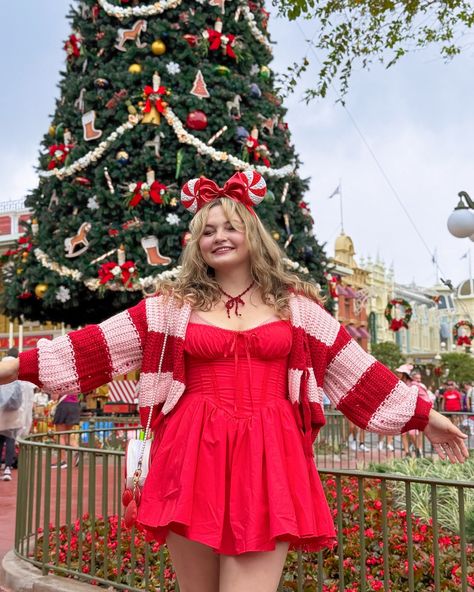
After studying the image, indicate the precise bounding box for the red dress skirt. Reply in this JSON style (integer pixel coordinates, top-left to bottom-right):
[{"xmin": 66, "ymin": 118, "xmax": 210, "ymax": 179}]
[{"xmin": 137, "ymin": 317, "xmax": 336, "ymax": 555}]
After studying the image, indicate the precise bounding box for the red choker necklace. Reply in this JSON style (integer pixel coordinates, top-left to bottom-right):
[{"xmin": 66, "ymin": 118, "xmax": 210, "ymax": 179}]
[{"xmin": 218, "ymin": 282, "xmax": 254, "ymax": 318}]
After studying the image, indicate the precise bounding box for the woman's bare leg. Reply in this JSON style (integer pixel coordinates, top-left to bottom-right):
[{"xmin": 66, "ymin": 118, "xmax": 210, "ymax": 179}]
[
  {"xmin": 219, "ymin": 541, "xmax": 289, "ymax": 592},
  {"xmin": 166, "ymin": 530, "xmax": 220, "ymax": 592}
]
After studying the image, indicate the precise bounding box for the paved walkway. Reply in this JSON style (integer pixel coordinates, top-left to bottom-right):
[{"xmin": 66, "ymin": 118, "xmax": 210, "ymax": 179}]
[{"xmin": 0, "ymin": 467, "xmax": 16, "ymax": 561}]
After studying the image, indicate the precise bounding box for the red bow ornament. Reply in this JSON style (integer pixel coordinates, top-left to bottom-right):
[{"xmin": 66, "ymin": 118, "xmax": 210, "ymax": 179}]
[
  {"xmin": 47, "ymin": 144, "xmax": 73, "ymax": 170},
  {"xmin": 390, "ymin": 318, "xmax": 406, "ymax": 332},
  {"xmin": 64, "ymin": 34, "xmax": 82, "ymax": 60},
  {"xmin": 457, "ymin": 335, "xmax": 472, "ymax": 346},
  {"xmin": 181, "ymin": 170, "xmax": 266, "ymax": 215},
  {"xmin": 129, "ymin": 180, "xmax": 167, "ymax": 207},
  {"xmin": 98, "ymin": 260, "xmax": 137, "ymax": 286},
  {"xmin": 203, "ymin": 25, "xmax": 236, "ymax": 59},
  {"xmin": 143, "ymin": 84, "xmax": 168, "ymax": 116}
]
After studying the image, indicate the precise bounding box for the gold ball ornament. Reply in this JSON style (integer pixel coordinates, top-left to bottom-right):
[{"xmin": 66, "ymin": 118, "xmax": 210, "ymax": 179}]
[
  {"xmin": 272, "ymin": 231, "xmax": 280, "ymax": 241},
  {"xmin": 128, "ymin": 63, "xmax": 142, "ymax": 75},
  {"xmin": 22, "ymin": 252, "xmax": 29, "ymax": 261},
  {"xmin": 151, "ymin": 39, "xmax": 167, "ymax": 55},
  {"xmin": 34, "ymin": 283, "xmax": 49, "ymax": 299},
  {"xmin": 48, "ymin": 125, "xmax": 56, "ymax": 137},
  {"xmin": 259, "ymin": 65, "xmax": 271, "ymax": 80}
]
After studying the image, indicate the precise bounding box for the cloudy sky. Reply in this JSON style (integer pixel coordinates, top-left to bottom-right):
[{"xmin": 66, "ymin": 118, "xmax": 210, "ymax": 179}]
[{"xmin": 1, "ymin": 1, "xmax": 473, "ymax": 288}]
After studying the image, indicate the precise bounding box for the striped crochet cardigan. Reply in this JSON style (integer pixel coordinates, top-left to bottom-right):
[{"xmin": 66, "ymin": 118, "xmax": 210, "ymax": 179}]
[{"xmin": 18, "ymin": 293, "xmax": 431, "ymax": 456}]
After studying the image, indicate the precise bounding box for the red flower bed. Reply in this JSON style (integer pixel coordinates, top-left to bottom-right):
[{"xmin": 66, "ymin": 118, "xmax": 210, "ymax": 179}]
[{"xmin": 34, "ymin": 475, "xmax": 474, "ymax": 591}]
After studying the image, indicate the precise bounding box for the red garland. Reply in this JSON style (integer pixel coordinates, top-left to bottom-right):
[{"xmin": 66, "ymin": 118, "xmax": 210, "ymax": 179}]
[
  {"xmin": 129, "ymin": 180, "xmax": 167, "ymax": 207},
  {"xmin": 142, "ymin": 85, "xmax": 168, "ymax": 115},
  {"xmin": 64, "ymin": 34, "xmax": 81, "ymax": 60},
  {"xmin": 98, "ymin": 261, "xmax": 137, "ymax": 286},
  {"xmin": 206, "ymin": 29, "xmax": 236, "ymax": 59},
  {"xmin": 48, "ymin": 144, "xmax": 73, "ymax": 170}
]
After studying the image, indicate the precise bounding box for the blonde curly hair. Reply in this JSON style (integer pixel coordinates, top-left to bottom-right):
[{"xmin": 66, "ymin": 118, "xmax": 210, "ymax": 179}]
[{"xmin": 157, "ymin": 198, "xmax": 323, "ymax": 315}]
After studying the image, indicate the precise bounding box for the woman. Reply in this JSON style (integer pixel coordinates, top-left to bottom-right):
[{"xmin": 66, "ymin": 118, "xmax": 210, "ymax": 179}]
[{"xmin": 0, "ymin": 171, "xmax": 468, "ymax": 592}]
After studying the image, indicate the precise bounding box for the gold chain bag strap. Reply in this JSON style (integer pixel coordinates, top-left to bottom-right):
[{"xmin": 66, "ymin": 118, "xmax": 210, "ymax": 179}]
[{"xmin": 122, "ymin": 300, "xmax": 171, "ymax": 529}]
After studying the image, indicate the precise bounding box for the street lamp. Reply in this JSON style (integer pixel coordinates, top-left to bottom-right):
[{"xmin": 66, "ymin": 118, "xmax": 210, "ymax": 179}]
[{"xmin": 447, "ymin": 191, "xmax": 474, "ymax": 239}]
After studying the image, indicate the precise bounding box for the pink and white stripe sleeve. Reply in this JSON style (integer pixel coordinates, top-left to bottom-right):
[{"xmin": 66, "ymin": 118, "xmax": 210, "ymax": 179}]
[
  {"xmin": 319, "ymin": 320, "xmax": 431, "ymax": 434},
  {"xmin": 18, "ymin": 300, "xmax": 146, "ymax": 397}
]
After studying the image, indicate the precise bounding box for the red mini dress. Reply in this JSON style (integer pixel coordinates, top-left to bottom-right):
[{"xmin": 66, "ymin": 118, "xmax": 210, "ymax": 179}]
[{"xmin": 137, "ymin": 315, "xmax": 336, "ymax": 555}]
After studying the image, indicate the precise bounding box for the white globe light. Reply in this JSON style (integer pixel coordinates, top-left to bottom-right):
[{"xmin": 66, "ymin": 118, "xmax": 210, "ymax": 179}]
[{"xmin": 447, "ymin": 208, "xmax": 474, "ymax": 238}]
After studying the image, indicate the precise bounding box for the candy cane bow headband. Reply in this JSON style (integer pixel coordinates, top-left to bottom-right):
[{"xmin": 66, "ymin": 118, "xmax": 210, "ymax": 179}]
[{"xmin": 180, "ymin": 170, "xmax": 266, "ymax": 216}]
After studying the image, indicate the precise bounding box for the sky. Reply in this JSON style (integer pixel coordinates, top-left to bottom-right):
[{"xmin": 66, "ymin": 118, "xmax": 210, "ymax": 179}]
[{"xmin": 1, "ymin": 1, "xmax": 474, "ymax": 288}]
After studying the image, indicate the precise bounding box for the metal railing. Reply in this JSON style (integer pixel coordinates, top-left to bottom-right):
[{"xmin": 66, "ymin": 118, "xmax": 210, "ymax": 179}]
[{"xmin": 14, "ymin": 420, "xmax": 474, "ymax": 591}]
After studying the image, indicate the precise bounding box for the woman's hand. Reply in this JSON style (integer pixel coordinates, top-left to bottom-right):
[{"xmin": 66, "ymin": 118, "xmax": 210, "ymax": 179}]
[
  {"xmin": 0, "ymin": 358, "xmax": 19, "ymax": 385},
  {"xmin": 423, "ymin": 409, "xmax": 469, "ymax": 463}
]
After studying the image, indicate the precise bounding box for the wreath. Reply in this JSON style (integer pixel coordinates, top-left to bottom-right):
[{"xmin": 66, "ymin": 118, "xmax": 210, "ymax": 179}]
[
  {"xmin": 384, "ymin": 298, "xmax": 412, "ymax": 331},
  {"xmin": 453, "ymin": 320, "xmax": 474, "ymax": 346}
]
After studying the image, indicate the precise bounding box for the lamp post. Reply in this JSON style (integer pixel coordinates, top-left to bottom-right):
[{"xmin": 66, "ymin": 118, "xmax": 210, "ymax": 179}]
[{"xmin": 447, "ymin": 191, "xmax": 474, "ymax": 239}]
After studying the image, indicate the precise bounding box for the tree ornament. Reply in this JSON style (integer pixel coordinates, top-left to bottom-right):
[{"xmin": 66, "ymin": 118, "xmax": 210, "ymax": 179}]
[
  {"xmin": 128, "ymin": 63, "xmax": 142, "ymax": 74},
  {"xmin": 128, "ymin": 177, "xmax": 168, "ymax": 207},
  {"xmin": 31, "ymin": 219, "xmax": 39, "ymax": 235},
  {"xmin": 141, "ymin": 72, "xmax": 168, "ymax": 125},
  {"xmin": 56, "ymin": 286, "xmax": 71, "ymax": 303},
  {"xmin": 235, "ymin": 126, "xmax": 249, "ymax": 142},
  {"xmin": 64, "ymin": 33, "xmax": 82, "ymax": 61},
  {"xmin": 209, "ymin": 0, "xmax": 226, "ymax": 13},
  {"xmin": 87, "ymin": 195, "xmax": 100, "ymax": 210},
  {"xmin": 74, "ymin": 88, "xmax": 86, "ymax": 112},
  {"xmin": 186, "ymin": 110, "xmax": 208, "ymax": 130},
  {"xmin": 259, "ymin": 65, "xmax": 271, "ymax": 80},
  {"xmin": 145, "ymin": 133, "xmax": 164, "ymax": 159},
  {"xmin": 280, "ymin": 182, "xmax": 289, "ymax": 203},
  {"xmin": 48, "ymin": 125, "xmax": 56, "ymax": 137},
  {"xmin": 190, "ymin": 70, "xmax": 210, "ymax": 99},
  {"xmin": 181, "ymin": 231, "xmax": 192, "ymax": 247},
  {"xmin": 214, "ymin": 65, "xmax": 231, "ymax": 76},
  {"xmin": 203, "ymin": 19, "xmax": 237, "ymax": 59},
  {"xmin": 226, "ymin": 95, "xmax": 241, "ymax": 119},
  {"xmin": 384, "ymin": 298, "xmax": 412, "ymax": 331},
  {"xmin": 453, "ymin": 320, "xmax": 474, "ymax": 346},
  {"xmin": 106, "ymin": 89, "xmax": 128, "ymax": 110},
  {"xmin": 115, "ymin": 20, "xmax": 147, "ymax": 52},
  {"xmin": 166, "ymin": 62, "xmax": 181, "ymax": 75},
  {"xmin": 175, "ymin": 148, "xmax": 184, "ymax": 178},
  {"xmin": 207, "ymin": 125, "xmax": 228, "ymax": 145},
  {"xmin": 98, "ymin": 260, "xmax": 138, "ymax": 288},
  {"xmin": 94, "ymin": 78, "xmax": 110, "ymax": 89},
  {"xmin": 34, "ymin": 284, "xmax": 49, "ymax": 299},
  {"xmin": 259, "ymin": 114, "xmax": 278, "ymax": 135},
  {"xmin": 166, "ymin": 213, "xmax": 180, "ymax": 225},
  {"xmin": 73, "ymin": 176, "xmax": 92, "ymax": 186},
  {"xmin": 47, "ymin": 144, "xmax": 73, "ymax": 170},
  {"xmin": 141, "ymin": 236, "xmax": 171, "ymax": 266},
  {"xmin": 183, "ymin": 34, "xmax": 199, "ymax": 47},
  {"xmin": 249, "ymin": 82, "xmax": 262, "ymax": 98},
  {"xmin": 151, "ymin": 39, "xmax": 167, "ymax": 55},
  {"xmin": 272, "ymin": 231, "xmax": 280, "ymax": 241},
  {"xmin": 116, "ymin": 150, "xmax": 130, "ymax": 164},
  {"xmin": 82, "ymin": 110, "xmax": 103, "ymax": 141},
  {"xmin": 64, "ymin": 222, "xmax": 92, "ymax": 258},
  {"xmin": 103, "ymin": 167, "xmax": 115, "ymax": 193}
]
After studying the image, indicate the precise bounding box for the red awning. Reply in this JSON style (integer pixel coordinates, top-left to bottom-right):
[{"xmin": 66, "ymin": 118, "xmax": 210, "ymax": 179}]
[
  {"xmin": 358, "ymin": 327, "xmax": 370, "ymax": 338},
  {"xmin": 346, "ymin": 325, "xmax": 362, "ymax": 338}
]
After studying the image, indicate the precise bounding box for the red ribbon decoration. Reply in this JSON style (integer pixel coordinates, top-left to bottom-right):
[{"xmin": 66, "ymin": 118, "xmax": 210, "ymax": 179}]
[
  {"xmin": 64, "ymin": 34, "xmax": 81, "ymax": 60},
  {"xmin": 47, "ymin": 144, "xmax": 73, "ymax": 170},
  {"xmin": 193, "ymin": 173, "xmax": 258, "ymax": 216},
  {"xmin": 206, "ymin": 29, "xmax": 236, "ymax": 59},
  {"xmin": 98, "ymin": 261, "xmax": 137, "ymax": 285},
  {"xmin": 245, "ymin": 136, "xmax": 271, "ymax": 167},
  {"xmin": 457, "ymin": 335, "xmax": 471, "ymax": 346},
  {"xmin": 390, "ymin": 318, "xmax": 406, "ymax": 332},
  {"xmin": 143, "ymin": 85, "xmax": 167, "ymax": 115},
  {"xmin": 129, "ymin": 180, "xmax": 167, "ymax": 207}
]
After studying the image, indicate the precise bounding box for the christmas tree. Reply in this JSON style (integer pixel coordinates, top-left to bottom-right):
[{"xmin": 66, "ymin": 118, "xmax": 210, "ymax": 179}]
[{"xmin": 2, "ymin": 0, "xmax": 328, "ymax": 326}]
